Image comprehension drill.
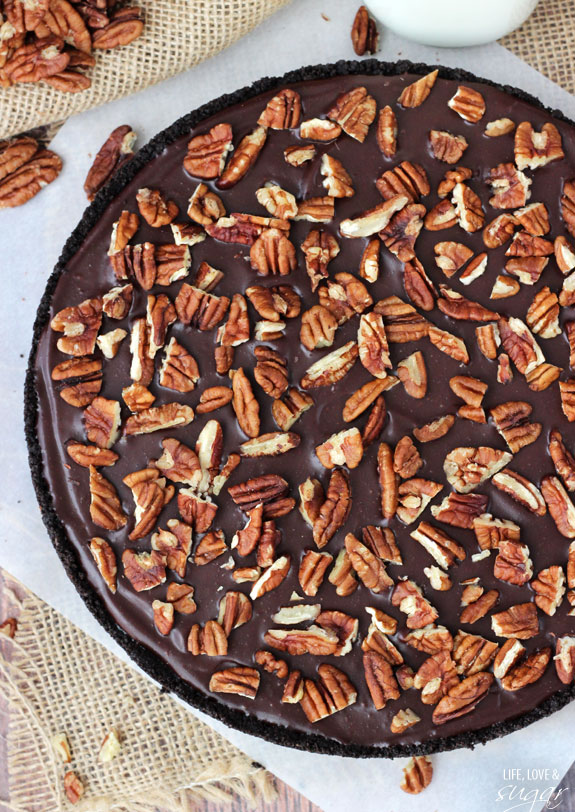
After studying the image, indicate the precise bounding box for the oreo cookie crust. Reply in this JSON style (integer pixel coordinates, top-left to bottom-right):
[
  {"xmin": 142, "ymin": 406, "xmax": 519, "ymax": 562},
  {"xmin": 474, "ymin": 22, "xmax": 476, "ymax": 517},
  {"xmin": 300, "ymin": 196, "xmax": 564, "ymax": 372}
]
[{"xmin": 25, "ymin": 60, "xmax": 575, "ymax": 758}]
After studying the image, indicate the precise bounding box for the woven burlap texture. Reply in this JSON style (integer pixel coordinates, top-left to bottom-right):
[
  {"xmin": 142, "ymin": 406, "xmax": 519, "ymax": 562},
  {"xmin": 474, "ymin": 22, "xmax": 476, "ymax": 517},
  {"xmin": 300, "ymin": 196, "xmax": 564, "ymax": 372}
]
[
  {"xmin": 0, "ymin": 573, "xmax": 276, "ymax": 812},
  {"xmin": 0, "ymin": 0, "xmax": 291, "ymax": 140},
  {"xmin": 502, "ymin": 0, "xmax": 575, "ymax": 93}
]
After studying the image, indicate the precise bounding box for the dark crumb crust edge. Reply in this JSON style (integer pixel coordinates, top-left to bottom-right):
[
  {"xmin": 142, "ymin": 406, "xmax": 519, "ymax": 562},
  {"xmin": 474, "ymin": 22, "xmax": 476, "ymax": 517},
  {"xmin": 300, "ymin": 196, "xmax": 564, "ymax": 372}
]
[{"xmin": 24, "ymin": 59, "xmax": 575, "ymax": 760}]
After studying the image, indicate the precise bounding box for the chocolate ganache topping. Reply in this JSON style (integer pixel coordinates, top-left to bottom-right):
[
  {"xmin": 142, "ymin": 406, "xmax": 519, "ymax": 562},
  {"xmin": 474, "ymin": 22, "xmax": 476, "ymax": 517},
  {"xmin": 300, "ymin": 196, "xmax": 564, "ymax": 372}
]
[{"xmin": 29, "ymin": 63, "xmax": 575, "ymax": 756}]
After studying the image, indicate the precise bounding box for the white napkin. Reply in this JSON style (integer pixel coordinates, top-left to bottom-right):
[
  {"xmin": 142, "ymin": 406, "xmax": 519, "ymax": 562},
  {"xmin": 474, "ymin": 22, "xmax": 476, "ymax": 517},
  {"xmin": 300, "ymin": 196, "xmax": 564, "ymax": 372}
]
[{"xmin": 2, "ymin": 2, "xmax": 575, "ymax": 810}]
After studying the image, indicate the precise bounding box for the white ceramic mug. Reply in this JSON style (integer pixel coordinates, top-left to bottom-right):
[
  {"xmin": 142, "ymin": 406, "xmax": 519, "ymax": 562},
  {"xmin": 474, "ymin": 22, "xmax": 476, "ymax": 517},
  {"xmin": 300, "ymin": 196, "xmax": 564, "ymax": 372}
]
[{"xmin": 369, "ymin": 0, "xmax": 539, "ymax": 47}]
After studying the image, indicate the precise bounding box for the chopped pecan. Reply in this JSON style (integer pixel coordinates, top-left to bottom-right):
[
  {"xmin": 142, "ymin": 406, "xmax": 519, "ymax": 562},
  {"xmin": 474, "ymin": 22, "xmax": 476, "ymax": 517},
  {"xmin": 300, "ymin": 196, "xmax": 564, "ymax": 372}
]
[
  {"xmin": 250, "ymin": 555, "xmax": 291, "ymax": 600},
  {"xmin": 51, "ymin": 356, "xmax": 102, "ymax": 407},
  {"xmin": 301, "ymin": 341, "xmax": 358, "ymax": 389},
  {"xmin": 264, "ymin": 624, "xmax": 338, "ymax": 656},
  {"xmin": 498, "ymin": 354, "xmax": 514, "ymax": 385},
  {"xmin": 452, "ymin": 182, "xmax": 484, "ymax": 232},
  {"xmin": 51, "ymin": 296, "xmax": 102, "ymax": 357},
  {"xmin": 217, "ymin": 591, "xmax": 253, "ymax": 636},
  {"xmin": 425, "ymin": 565, "xmax": 452, "ymax": 591},
  {"xmin": 282, "ymin": 670, "xmax": 305, "ymax": 703},
  {"xmin": 89, "ymin": 466, "xmax": 126, "ymax": 531},
  {"xmin": 122, "ymin": 383, "xmax": 155, "ymax": 414},
  {"xmin": 404, "ymin": 625, "xmax": 453, "ymax": 654},
  {"xmin": 166, "ymin": 582, "xmax": 196, "ymax": 614},
  {"xmin": 493, "ymin": 469, "xmax": 546, "ymax": 516},
  {"xmin": 414, "ymin": 649, "xmax": 459, "ymax": 704},
  {"xmin": 413, "ymin": 414, "xmax": 455, "ymax": 444},
  {"xmin": 321, "ymin": 154, "xmax": 355, "ymax": 198},
  {"xmin": 209, "ymin": 667, "xmax": 259, "ymax": 699},
  {"xmin": 256, "ymin": 183, "xmax": 298, "ymax": 219},
  {"xmin": 357, "ymin": 312, "xmax": 391, "ymax": 378},
  {"xmin": 344, "ymin": 533, "xmax": 393, "ymax": 593},
  {"xmin": 485, "ymin": 117, "xmax": 515, "ymax": 137},
  {"xmin": 561, "ymin": 180, "xmax": 575, "ymax": 238},
  {"xmin": 313, "ymin": 469, "xmax": 351, "ymax": 549},
  {"xmin": 125, "ymin": 403, "xmax": 194, "ymax": 436},
  {"xmin": 63, "ymin": 771, "xmax": 85, "ymax": 805},
  {"xmin": 272, "ymin": 388, "xmax": 313, "ymax": 431},
  {"xmin": 438, "ymin": 286, "xmax": 498, "ymax": 322},
  {"xmin": 376, "ymin": 161, "xmax": 429, "ymax": 202},
  {"xmin": 432, "ymin": 672, "xmax": 493, "ymax": 725},
  {"xmin": 560, "ymin": 380, "xmax": 575, "ymax": 423},
  {"xmin": 494, "ymin": 541, "xmax": 533, "ymax": 586},
  {"xmin": 555, "ymin": 235, "xmax": 575, "ymax": 273},
  {"xmin": 362, "ymin": 395, "xmax": 388, "ymax": 447},
  {"xmin": 258, "ymin": 88, "xmax": 301, "ymax": 129},
  {"xmin": 359, "ymin": 237, "xmax": 380, "ymax": 282},
  {"xmin": 488, "ymin": 163, "xmax": 531, "ymax": 209},
  {"xmin": 255, "ymin": 650, "xmax": 289, "ymax": 680},
  {"xmin": 229, "ymin": 474, "xmax": 290, "ymax": 514},
  {"xmin": 340, "ymin": 195, "xmax": 409, "ymax": 238},
  {"xmin": 299, "ymin": 550, "xmax": 333, "ymax": 597},
  {"xmin": 505, "ymin": 256, "xmax": 548, "ymax": 285},
  {"xmin": 363, "ymin": 526, "xmax": 402, "ymax": 564},
  {"xmin": 532, "ymin": 565, "xmax": 565, "ymax": 616},
  {"xmin": 437, "ymin": 166, "xmax": 473, "ymax": 199},
  {"xmin": 301, "ymin": 228, "xmax": 340, "ymax": 290},
  {"xmin": 410, "ymin": 522, "xmax": 465, "ymax": 569},
  {"xmin": 187, "ymin": 183, "xmax": 225, "ymax": 226},
  {"xmin": 394, "ymin": 436, "xmax": 422, "ymax": 479},
  {"xmin": 188, "ymin": 621, "xmax": 228, "ymax": 656},
  {"xmin": 391, "ymin": 708, "xmax": 420, "ymax": 733},
  {"xmin": 515, "ymin": 121, "xmax": 564, "ymax": 170},
  {"xmin": 397, "ymin": 70, "xmax": 438, "ymax": 108},
  {"xmin": 316, "ymin": 428, "xmax": 363, "ymax": 470},
  {"xmin": 397, "ymin": 478, "xmax": 443, "ymax": 525},
  {"xmin": 363, "ymin": 651, "xmax": 400, "ymax": 710},
  {"xmin": 299, "ymin": 118, "xmax": 342, "ymax": 141},
  {"xmin": 434, "ymin": 241, "xmax": 474, "ymax": 276},
  {"xmin": 250, "ymin": 227, "xmax": 297, "ymax": 276},
  {"xmin": 377, "ymin": 105, "xmax": 397, "ymax": 157},
  {"xmin": 122, "ymin": 549, "xmax": 166, "ymax": 592},
  {"xmin": 217, "ymin": 126, "xmax": 267, "ymax": 189},
  {"xmin": 68, "ymin": 442, "xmax": 117, "ymax": 469},
  {"xmin": 549, "ymin": 430, "xmax": 575, "ymax": 491},
  {"xmin": 240, "ymin": 432, "xmax": 300, "ymax": 458},
  {"xmin": 343, "ymin": 379, "xmax": 388, "ymax": 422},
  {"xmin": 491, "ymin": 602, "xmax": 538, "ymax": 639},
  {"xmin": 424, "ymin": 199, "xmax": 458, "ymax": 231},
  {"xmin": 175, "ymin": 284, "xmax": 229, "ymax": 330},
  {"xmin": 493, "ymin": 638, "xmax": 525, "ymax": 679},
  {"xmin": 541, "ymin": 476, "xmax": 575, "ymax": 537},
  {"xmin": 328, "ymin": 548, "xmax": 358, "ymax": 597},
  {"xmin": 136, "ymin": 187, "xmax": 178, "ymax": 227},
  {"xmin": 444, "ymin": 446, "xmax": 511, "ymax": 494},
  {"xmin": 453, "ymin": 632, "xmax": 498, "ymax": 677},
  {"xmin": 483, "ymin": 213, "xmax": 518, "ymax": 249},
  {"xmin": 489, "ymin": 401, "xmax": 541, "ymax": 453},
  {"xmin": 432, "ymin": 493, "xmax": 488, "ymax": 530},
  {"xmin": 152, "ymin": 601, "xmax": 174, "ymax": 635},
  {"xmin": 428, "ymin": 325, "xmax": 469, "ymax": 364},
  {"xmin": 83, "ymin": 397, "xmax": 121, "ymax": 450},
  {"xmin": 502, "ymin": 648, "xmax": 551, "ymax": 691},
  {"xmin": 378, "ymin": 442, "xmax": 398, "ymax": 520},
  {"xmin": 473, "ymin": 513, "xmax": 520, "ymax": 550},
  {"xmin": 392, "ymin": 579, "xmax": 438, "ymax": 629},
  {"xmin": 429, "ymin": 130, "xmax": 468, "ymax": 163},
  {"xmin": 123, "ymin": 467, "xmax": 173, "ymax": 541},
  {"xmin": 448, "ymin": 85, "xmax": 485, "ymax": 121},
  {"xmin": 491, "ymin": 275, "xmax": 520, "ymax": 299},
  {"xmin": 380, "ymin": 206, "xmax": 425, "ymax": 262},
  {"xmin": 555, "ymin": 636, "xmax": 575, "ymax": 684},
  {"xmin": 89, "ymin": 537, "xmax": 117, "ymax": 593},
  {"xmin": 194, "ymin": 529, "xmax": 227, "ymax": 565},
  {"xmin": 374, "ymin": 294, "xmax": 429, "ymax": 343},
  {"xmin": 401, "ymin": 258, "xmax": 436, "ymax": 310},
  {"xmin": 231, "ymin": 367, "xmax": 260, "ymax": 438},
  {"xmin": 327, "ymin": 86, "xmax": 376, "ymax": 142}
]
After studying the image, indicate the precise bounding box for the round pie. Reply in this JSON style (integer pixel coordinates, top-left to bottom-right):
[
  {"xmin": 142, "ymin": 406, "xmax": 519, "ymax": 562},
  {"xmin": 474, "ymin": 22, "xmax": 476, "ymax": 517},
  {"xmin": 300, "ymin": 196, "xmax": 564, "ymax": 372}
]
[{"xmin": 27, "ymin": 61, "xmax": 575, "ymax": 757}]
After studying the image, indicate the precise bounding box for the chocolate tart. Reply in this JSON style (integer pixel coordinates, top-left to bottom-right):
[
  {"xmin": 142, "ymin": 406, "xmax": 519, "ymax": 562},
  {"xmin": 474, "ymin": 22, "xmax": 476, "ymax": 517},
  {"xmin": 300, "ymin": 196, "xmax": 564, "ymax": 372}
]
[{"xmin": 25, "ymin": 60, "xmax": 575, "ymax": 758}]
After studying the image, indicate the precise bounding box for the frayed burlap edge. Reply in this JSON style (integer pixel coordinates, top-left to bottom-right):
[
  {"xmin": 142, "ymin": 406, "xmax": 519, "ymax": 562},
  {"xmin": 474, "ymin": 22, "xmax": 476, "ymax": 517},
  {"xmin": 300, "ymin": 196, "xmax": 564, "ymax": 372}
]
[
  {"xmin": 0, "ymin": 572, "xmax": 276, "ymax": 812},
  {"xmin": 0, "ymin": 0, "xmax": 291, "ymax": 140}
]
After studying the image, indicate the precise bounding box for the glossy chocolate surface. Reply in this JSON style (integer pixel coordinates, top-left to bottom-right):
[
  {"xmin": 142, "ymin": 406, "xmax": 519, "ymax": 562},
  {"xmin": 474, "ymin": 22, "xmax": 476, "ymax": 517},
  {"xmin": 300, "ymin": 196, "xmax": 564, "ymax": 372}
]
[{"xmin": 33, "ymin": 69, "xmax": 575, "ymax": 751}]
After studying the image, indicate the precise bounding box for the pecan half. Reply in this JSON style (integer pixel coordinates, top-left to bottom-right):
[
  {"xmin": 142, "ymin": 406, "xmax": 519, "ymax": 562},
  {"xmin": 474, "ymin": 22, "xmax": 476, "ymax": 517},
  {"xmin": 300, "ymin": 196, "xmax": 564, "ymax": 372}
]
[
  {"xmin": 122, "ymin": 549, "xmax": 166, "ymax": 592},
  {"xmin": 89, "ymin": 537, "xmax": 117, "ymax": 593},
  {"xmin": 231, "ymin": 367, "xmax": 260, "ymax": 438},
  {"xmin": 84, "ymin": 125, "xmax": 136, "ymax": 200},
  {"xmin": 258, "ymin": 88, "xmax": 301, "ymax": 129},
  {"xmin": 377, "ymin": 105, "xmax": 397, "ymax": 157},
  {"xmin": 299, "ymin": 550, "xmax": 333, "ymax": 597},
  {"xmin": 209, "ymin": 667, "xmax": 260, "ymax": 699},
  {"xmin": 493, "ymin": 469, "xmax": 546, "ymax": 516},
  {"xmin": 313, "ymin": 469, "xmax": 351, "ymax": 549},
  {"xmin": 351, "ymin": 5, "xmax": 378, "ymax": 54},
  {"xmin": 378, "ymin": 442, "xmax": 398, "ymax": 520},
  {"xmin": 345, "ymin": 533, "xmax": 393, "ymax": 593},
  {"xmin": 429, "ymin": 130, "xmax": 468, "ymax": 164},
  {"xmin": 363, "ymin": 651, "xmax": 400, "ymax": 710},
  {"xmin": 541, "ymin": 476, "xmax": 575, "ymax": 538},
  {"xmin": 432, "ymin": 672, "xmax": 493, "ymax": 725},
  {"xmin": 216, "ymin": 126, "xmax": 267, "ymax": 189},
  {"xmin": 89, "ymin": 466, "xmax": 126, "ymax": 530},
  {"xmin": 401, "ymin": 756, "xmax": 433, "ymax": 795},
  {"xmin": 51, "ymin": 356, "xmax": 102, "ymax": 407},
  {"xmin": 502, "ymin": 648, "xmax": 552, "ymax": 691},
  {"xmin": 444, "ymin": 446, "xmax": 512, "ymax": 494},
  {"xmin": 327, "ymin": 86, "xmax": 376, "ymax": 142},
  {"xmin": 515, "ymin": 121, "xmax": 564, "ymax": 170},
  {"xmin": 398, "ymin": 70, "xmax": 438, "ymax": 108}
]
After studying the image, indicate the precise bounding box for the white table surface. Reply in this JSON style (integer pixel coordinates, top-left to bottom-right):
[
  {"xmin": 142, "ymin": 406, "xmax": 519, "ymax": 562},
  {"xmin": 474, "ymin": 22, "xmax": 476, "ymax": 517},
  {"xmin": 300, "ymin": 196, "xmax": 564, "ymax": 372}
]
[{"xmin": 2, "ymin": 2, "xmax": 575, "ymax": 810}]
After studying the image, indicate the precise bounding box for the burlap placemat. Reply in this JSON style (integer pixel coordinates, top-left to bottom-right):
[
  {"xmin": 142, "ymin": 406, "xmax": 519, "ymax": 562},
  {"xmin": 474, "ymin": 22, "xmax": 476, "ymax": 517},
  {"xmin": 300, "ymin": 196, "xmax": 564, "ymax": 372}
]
[
  {"xmin": 0, "ymin": 572, "xmax": 276, "ymax": 811},
  {"xmin": 502, "ymin": 0, "xmax": 575, "ymax": 93},
  {"xmin": 0, "ymin": 0, "xmax": 291, "ymax": 141}
]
